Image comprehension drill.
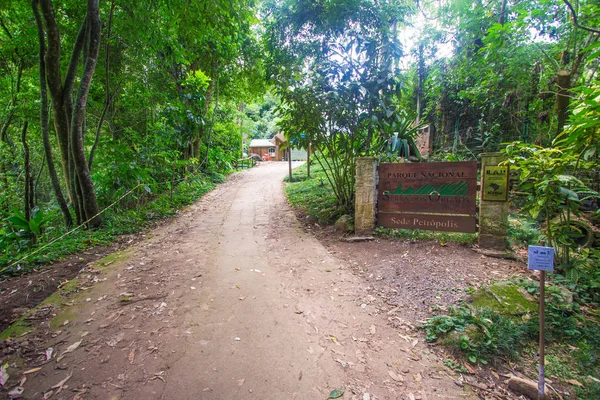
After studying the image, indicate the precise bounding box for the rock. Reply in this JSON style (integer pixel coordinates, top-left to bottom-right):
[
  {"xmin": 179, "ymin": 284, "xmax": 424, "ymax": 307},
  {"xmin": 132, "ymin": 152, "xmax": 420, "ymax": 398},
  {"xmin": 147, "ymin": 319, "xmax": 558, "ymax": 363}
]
[
  {"xmin": 342, "ymin": 236, "xmax": 375, "ymax": 243},
  {"xmin": 470, "ymin": 283, "xmax": 537, "ymax": 315},
  {"xmin": 507, "ymin": 376, "xmax": 546, "ymax": 399},
  {"xmin": 334, "ymin": 215, "xmax": 354, "ymax": 233}
]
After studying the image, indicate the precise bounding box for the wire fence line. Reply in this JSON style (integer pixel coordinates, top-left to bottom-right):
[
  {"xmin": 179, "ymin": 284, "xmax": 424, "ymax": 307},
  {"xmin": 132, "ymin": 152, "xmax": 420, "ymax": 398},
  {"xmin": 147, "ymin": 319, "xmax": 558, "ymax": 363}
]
[{"xmin": 2, "ymin": 172, "xmax": 206, "ymax": 273}]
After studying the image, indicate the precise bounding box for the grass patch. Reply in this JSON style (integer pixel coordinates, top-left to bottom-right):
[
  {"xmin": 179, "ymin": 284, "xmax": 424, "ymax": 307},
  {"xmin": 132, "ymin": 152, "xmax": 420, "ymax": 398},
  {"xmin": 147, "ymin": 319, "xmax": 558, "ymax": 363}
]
[
  {"xmin": 284, "ymin": 161, "xmax": 345, "ymax": 225},
  {"xmin": 423, "ymin": 278, "xmax": 600, "ymax": 397},
  {"xmin": 374, "ymin": 226, "xmax": 476, "ymax": 245}
]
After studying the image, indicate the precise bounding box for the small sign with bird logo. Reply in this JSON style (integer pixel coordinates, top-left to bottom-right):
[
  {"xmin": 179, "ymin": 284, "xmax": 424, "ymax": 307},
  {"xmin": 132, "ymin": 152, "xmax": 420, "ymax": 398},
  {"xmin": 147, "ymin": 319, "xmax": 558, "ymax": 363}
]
[{"xmin": 482, "ymin": 165, "xmax": 509, "ymax": 201}]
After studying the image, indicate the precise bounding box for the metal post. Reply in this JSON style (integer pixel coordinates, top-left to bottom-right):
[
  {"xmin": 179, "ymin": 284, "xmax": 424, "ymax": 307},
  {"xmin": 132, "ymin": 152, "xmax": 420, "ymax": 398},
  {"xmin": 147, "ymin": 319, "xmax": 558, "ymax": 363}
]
[{"xmin": 538, "ymin": 270, "xmax": 546, "ymax": 400}]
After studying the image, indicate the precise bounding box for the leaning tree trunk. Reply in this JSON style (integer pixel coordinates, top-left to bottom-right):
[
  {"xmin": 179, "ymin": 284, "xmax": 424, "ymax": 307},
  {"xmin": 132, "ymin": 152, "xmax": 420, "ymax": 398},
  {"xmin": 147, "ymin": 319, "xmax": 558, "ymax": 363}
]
[{"xmin": 71, "ymin": 0, "xmax": 102, "ymax": 228}]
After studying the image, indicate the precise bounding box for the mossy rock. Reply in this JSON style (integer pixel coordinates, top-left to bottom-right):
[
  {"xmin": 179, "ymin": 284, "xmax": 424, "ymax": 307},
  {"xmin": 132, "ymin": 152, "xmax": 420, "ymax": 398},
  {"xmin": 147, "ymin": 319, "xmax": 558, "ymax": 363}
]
[
  {"xmin": 470, "ymin": 283, "xmax": 536, "ymax": 315},
  {"xmin": 334, "ymin": 214, "xmax": 354, "ymax": 233}
]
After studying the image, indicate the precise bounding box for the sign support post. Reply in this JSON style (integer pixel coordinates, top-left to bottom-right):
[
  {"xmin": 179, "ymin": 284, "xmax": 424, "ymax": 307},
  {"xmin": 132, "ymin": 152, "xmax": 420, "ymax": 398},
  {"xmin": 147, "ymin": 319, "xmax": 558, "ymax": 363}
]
[
  {"xmin": 538, "ymin": 269, "xmax": 546, "ymax": 400},
  {"xmin": 527, "ymin": 244, "xmax": 554, "ymax": 400}
]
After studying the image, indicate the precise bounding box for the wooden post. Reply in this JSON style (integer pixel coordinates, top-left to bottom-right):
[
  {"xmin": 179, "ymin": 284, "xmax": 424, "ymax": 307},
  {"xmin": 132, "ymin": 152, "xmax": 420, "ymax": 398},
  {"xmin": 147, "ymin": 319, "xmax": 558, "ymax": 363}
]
[
  {"xmin": 307, "ymin": 142, "xmax": 311, "ymax": 179},
  {"xmin": 288, "ymin": 146, "xmax": 293, "ymax": 181}
]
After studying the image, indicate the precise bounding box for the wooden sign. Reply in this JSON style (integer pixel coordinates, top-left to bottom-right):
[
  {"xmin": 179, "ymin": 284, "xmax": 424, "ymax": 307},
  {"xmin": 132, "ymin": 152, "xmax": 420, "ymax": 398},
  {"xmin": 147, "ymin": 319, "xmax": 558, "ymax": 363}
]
[
  {"xmin": 378, "ymin": 161, "xmax": 478, "ymax": 215},
  {"xmin": 378, "ymin": 213, "xmax": 477, "ymax": 233},
  {"xmin": 482, "ymin": 165, "xmax": 509, "ymax": 202}
]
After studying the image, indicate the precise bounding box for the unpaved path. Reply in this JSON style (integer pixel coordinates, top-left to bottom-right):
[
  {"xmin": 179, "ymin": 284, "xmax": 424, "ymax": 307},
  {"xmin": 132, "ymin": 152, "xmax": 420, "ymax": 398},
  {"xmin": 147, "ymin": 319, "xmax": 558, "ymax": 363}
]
[{"xmin": 14, "ymin": 162, "xmax": 475, "ymax": 400}]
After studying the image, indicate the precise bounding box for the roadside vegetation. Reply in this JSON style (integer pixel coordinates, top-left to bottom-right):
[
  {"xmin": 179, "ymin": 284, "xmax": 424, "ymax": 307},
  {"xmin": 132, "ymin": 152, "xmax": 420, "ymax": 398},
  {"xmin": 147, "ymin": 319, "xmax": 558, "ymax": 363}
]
[{"xmin": 1, "ymin": 0, "xmax": 599, "ymax": 395}]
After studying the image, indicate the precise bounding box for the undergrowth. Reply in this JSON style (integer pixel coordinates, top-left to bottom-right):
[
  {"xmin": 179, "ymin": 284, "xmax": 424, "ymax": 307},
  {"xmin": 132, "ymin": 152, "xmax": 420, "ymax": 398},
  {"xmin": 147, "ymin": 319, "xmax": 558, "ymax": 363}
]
[
  {"xmin": 423, "ymin": 278, "xmax": 600, "ymax": 397},
  {"xmin": 1, "ymin": 174, "xmax": 216, "ymax": 277},
  {"xmin": 284, "ymin": 161, "xmax": 345, "ymax": 225}
]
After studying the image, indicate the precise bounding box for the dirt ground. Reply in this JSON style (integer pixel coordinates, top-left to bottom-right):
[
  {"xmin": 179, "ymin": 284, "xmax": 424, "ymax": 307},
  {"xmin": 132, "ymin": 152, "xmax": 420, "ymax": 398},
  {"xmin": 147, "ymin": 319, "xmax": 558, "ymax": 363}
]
[{"xmin": 0, "ymin": 162, "xmax": 531, "ymax": 400}]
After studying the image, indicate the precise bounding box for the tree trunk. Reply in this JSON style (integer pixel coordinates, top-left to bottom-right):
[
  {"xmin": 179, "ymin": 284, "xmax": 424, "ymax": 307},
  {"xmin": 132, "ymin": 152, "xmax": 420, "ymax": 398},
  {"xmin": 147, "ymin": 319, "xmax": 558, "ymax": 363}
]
[
  {"xmin": 21, "ymin": 121, "xmax": 34, "ymax": 220},
  {"xmin": 307, "ymin": 142, "xmax": 311, "ymax": 179},
  {"xmin": 89, "ymin": 0, "xmax": 115, "ymax": 172},
  {"xmin": 556, "ymin": 70, "xmax": 571, "ymax": 136},
  {"xmin": 38, "ymin": 0, "xmax": 102, "ymax": 229},
  {"xmin": 71, "ymin": 0, "xmax": 102, "ymax": 228},
  {"xmin": 416, "ymin": 44, "xmax": 425, "ymax": 123},
  {"xmin": 499, "ymin": 0, "xmax": 508, "ymax": 25},
  {"xmin": 32, "ymin": 0, "xmax": 73, "ymax": 227}
]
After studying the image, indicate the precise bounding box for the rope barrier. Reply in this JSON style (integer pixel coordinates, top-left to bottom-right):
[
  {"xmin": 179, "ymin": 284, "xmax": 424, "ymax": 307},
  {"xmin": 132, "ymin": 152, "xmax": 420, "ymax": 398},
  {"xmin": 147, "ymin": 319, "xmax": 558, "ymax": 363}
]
[{"xmin": 1, "ymin": 172, "xmax": 206, "ymax": 273}]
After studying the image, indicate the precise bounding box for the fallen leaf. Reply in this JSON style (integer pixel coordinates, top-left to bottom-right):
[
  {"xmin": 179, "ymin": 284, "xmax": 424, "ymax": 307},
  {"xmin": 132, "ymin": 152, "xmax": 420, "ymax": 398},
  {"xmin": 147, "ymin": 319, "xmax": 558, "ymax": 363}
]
[
  {"xmin": 107, "ymin": 332, "xmax": 124, "ymax": 347},
  {"xmin": 413, "ymin": 372, "xmax": 422, "ymax": 383},
  {"xmin": 388, "ymin": 370, "xmax": 404, "ymax": 382},
  {"xmin": 408, "ymin": 393, "xmax": 416, "ymax": 400},
  {"xmin": 369, "ymin": 325, "xmax": 376, "ymax": 335},
  {"xmin": 237, "ymin": 378, "xmax": 245, "ymax": 387},
  {"xmin": 42, "ymin": 390, "xmax": 53, "ymax": 399},
  {"xmin": 239, "ymin": 296, "xmax": 247, "ymax": 301},
  {"xmin": 7, "ymin": 386, "xmax": 23, "ymax": 399},
  {"xmin": 566, "ymin": 379, "xmax": 584, "ymax": 387},
  {"xmin": 328, "ymin": 388, "xmax": 345, "ymax": 399},
  {"xmin": 57, "ymin": 341, "xmax": 81, "ymax": 362},
  {"xmin": 128, "ymin": 348, "xmax": 136, "ymax": 364},
  {"xmin": 51, "ymin": 371, "xmax": 72, "ymax": 391},
  {"xmin": 0, "ymin": 363, "xmax": 8, "ymax": 387},
  {"xmin": 23, "ymin": 367, "xmax": 41, "ymax": 375}
]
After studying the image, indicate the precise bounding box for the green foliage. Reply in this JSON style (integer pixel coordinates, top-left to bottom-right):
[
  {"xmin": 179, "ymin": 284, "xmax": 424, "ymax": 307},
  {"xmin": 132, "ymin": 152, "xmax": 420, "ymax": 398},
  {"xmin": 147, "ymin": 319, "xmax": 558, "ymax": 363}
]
[
  {"xmin": 424, "ymin": 306, "xmax": 533, "ymax": 364},
  {"xmin": 380, "ymin": 112, "xmax": 424, "ymax": 162},
  {"xmin": 504, "ymin": 141, "xmax": 598, "ymax": 264},
  {"xmin": 0, "ymin": 174, "xmax": 216, "ymax": 277},
  {"xmin": 284, "ymin": 161, "xmax": 344, "ymax": 225},
  {"xmin": 424, "ymin": 278, "xmax": 600, "ymax": 396},
  {"xmin": 265, "ymin": 0, "xmax": 415, "ymax": 212},
  {"xmin": 507, "ymin": 215, "xmax": 542, "ymax": 248},
  {"xmin": 1, "ymin": 207, "xmax": 53, "ymax": 253}
]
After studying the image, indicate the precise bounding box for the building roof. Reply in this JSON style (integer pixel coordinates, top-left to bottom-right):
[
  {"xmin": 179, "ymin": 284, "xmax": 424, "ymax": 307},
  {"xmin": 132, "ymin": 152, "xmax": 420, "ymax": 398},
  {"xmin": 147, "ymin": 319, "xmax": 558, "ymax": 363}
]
[{"xmin": 248, "ymin": 139, "xmax": 275, "ymax": 148}]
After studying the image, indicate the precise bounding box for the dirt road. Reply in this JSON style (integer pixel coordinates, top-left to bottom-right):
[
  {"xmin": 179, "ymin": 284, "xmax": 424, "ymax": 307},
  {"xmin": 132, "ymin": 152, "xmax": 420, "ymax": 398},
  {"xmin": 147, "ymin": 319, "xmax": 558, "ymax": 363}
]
[{"xmin": 17, "ymin": 162, "xmax": 474, "ymax": 400}]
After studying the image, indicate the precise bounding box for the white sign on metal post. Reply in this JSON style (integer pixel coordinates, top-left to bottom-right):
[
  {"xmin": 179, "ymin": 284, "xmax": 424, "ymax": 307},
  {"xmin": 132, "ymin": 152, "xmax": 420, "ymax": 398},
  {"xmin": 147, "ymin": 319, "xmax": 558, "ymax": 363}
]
[{"xmin": 527, "ymin": 246, "xmax": 555, "ymax": 271}]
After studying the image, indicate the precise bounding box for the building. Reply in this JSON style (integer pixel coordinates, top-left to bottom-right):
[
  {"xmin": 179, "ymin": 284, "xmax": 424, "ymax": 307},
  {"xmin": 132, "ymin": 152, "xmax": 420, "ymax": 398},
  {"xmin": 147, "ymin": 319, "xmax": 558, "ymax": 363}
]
[
  {"xmin": 248, "ymin": 139, "xmax": 276, "ymax": 160},
  {"xmin": 248, "ymin": 133, "xmax": 309, "ymax": 161}
]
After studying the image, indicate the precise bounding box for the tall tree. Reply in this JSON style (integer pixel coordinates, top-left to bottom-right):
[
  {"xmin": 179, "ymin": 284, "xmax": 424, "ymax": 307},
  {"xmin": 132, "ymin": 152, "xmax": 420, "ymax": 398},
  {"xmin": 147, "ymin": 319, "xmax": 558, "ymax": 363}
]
[{"xmin": 34, "ymin": 0, "xmax": 101, "ymax": 228}]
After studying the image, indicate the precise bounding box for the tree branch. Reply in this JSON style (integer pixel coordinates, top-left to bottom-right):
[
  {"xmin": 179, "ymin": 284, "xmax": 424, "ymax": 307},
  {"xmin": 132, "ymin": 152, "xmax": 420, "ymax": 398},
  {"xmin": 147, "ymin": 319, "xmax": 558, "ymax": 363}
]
[
  {"xmin": 563, "ymin": 0, "xmax": 600, "ymax": 35},
  {"xmin": 63, "ymin": 17, "xmax": 88, "ymax": 101}
]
